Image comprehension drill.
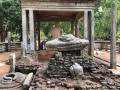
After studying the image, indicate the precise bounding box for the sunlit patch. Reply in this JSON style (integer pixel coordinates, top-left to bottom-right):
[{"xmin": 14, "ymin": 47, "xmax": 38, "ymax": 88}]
[{"xmin": 0, "ymin": 63, "xmax": 5, "ymax": 66}]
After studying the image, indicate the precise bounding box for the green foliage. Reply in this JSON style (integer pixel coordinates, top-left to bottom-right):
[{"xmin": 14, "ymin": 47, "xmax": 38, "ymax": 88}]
[
  {"xmin": 0, "ymin": 0, "xmax": 22, "ymax": 40},
  {"xmin": 40, "ymin": 30, "xmax": 47, "ymax": 40},
  {"xmin": 79, "ymin": 19, "xmax": 84, "ymax": 38},
  {"xmin": 100, "ymin": 86, "xmax": 107, "ymax": 90},
  {"xmin": 40, "ymin": 22, "xmax": 54, "ymax": 39},
  {"xmin": 94, "ymin": 0, "xmax": 120, "ymax": 40},
  {"xmin": 60, "ymin": 22, "xmax": 71, "ymax": 35},
  {"xmin": 1, "ymin": 0, "xmax": 120, "ymax": 41}
]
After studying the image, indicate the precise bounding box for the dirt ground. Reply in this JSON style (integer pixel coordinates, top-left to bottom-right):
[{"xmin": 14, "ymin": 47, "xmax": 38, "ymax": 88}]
[
  {"xmin": 0, "ymin": 50, "xmax": 120, "ymax": 76},
  {"xmin": 94, "ymin": 50, "xmax": 120, "ymax": 64},
  {"xmin": 0, "ymin": 50, "xmax": 120, "ymax": 89},
  {"xmin": 0, "ymin": 51, "xmax": 21, "ymax": 76},
  {"xmin": 0, "ymin": 51, "xmax": 21, "ymax": 62}
]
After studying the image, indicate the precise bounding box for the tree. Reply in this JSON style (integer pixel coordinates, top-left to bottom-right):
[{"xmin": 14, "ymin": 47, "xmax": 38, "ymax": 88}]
[
  {"xmin": 0, "ymin": 0, "xmax": 22, "ymax": 42},
  {"xmin": 94, "ymin": 0, "xmax": 120, "ymax": 40}
]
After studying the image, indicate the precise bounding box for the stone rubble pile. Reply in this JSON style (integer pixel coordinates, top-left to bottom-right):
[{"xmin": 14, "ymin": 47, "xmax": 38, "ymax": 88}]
[
  {"xmin": 91, "ymin": 67, "xmax": 120, "ymax": 89},
  {"xmin": 16, "ymin": 53, "xmax": 40, "ymax": 74},
  {"xmin": 47, "ymin": 51, "xmax": 98, "ymax": 78},
  {"xmin": 30, "ymin": 61, "xmax": 120, "ymax": 90}
]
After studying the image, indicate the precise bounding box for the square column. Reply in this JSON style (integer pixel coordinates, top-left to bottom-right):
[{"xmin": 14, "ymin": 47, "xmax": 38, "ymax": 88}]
[
  {"xmin": 110, "ymin": 3, "xmax": 117, "ymax": 69},
  {"xmin": 89, "ymin": 10, "xmax": 95, "ymax": 56},
  {"xmin": 84, "ymin": 10, "xmax": 88, "ymax": 39},
  {"xmin": 22, "ymin": 9, "xmax": 28, "ymax": 51},
  {"xmin": 71, "ymin": 21, "xmax": 74, "ymax": 35},
  {"xmin": 8, "ymin": 31, "xmax": 11, "ymax": 52},
  {"xmin": 34, "ymin": 21, "xmax": 37, "ymax": 50},
  {"xmin": 75, "ymin": 21, "xmax": 80, "ymax": 38},
  {"xmin": 29, "ymin": 10, "xmax": 35, "ymax": 51},
  {"xmin": 38, "ymin": 22, "xmax": 40, "ymax": 50}
]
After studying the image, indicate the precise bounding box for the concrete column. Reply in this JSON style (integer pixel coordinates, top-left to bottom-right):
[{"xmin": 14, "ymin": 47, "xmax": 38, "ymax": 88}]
[
  {"xmin": 71, "ymin": 21, "xmax": 74, "ymax": 35},
  {"xmin": 88, "ymin": 12, "xmax": 91, "ymax": 55},
  {"xmin": 88, "ymin": 10, "xmax": 95, "ymax": 56},
  {"xmin": 22, "ymin": 9, "xmax": 28, "ymax": 52},
  {"xmin": 2, "ymin": 43, "xmax": 4, "ymax": 52},
  {"xmin": 110, "ymin": 3, "xmax": 117, "ymax": 69},
  {"xmin": 75, "ymin": 21, "xmax": 79, "ymax": 38},
  {"xmin": 34, "ymin": 21, "xmax": 37, "ymax": 51},
  {"xmin": 0, "ymin": 33, "xmax": 1, "ymax": 42},
  {"xmin": 84, "ymin": 10, "xmax": 88, "ymax": 39},
  {"xmin": 118, "ymin": 43, "xmax": 120, "ymax": 53},
  {"xmin": 8, "ymin": 31, "xmax": 11, "ymax": 52},
  {"xmin": 29, "ymin": 10, "xmax": 35, "ymax": 51},
  {"xmin": 9, "ymin": 53, "xmax": 16, "ymax": 72},
  {"xmin": 21, "ymin": 43, "xmax": 26, "ymax": 57},
  {"xmin": 38, "ymin": 22, "xmax": 40, "ymax": 50}
]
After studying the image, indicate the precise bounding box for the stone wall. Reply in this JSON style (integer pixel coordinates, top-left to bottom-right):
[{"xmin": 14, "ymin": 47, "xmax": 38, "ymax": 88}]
[{"xmin": 47, "ymin": 49, "xmax": 97, "ymax": 78}]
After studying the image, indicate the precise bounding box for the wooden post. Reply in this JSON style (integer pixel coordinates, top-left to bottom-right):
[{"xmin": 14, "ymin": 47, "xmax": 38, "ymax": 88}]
[
  {"xmin": 84, "ymin": 10, "xmax": 88, "ymax": 39},
  {"xmin": 71, "ymin": 21, "xmax": 74, "ymax": 35},
  {"xmin": 38, "ymin": 22, "xmax": 40, "ymax": 50},
  {"xmin": 8, "ymin": 31, "xmax": 11, "ymax": 52},
  {"xmin": 29, "ymin": 10, "xmax": 35, "ymax": 51},
  {"xmin": 75, "ymin": 21, "xmax": 79, "ymax": 38},
  {"xmin": 22, "ymin": 9, "xmax": 28, "ymax": 52},
  {"xmin": 110, "ymin": 3, "xmax": 117, "ymax": 69}
]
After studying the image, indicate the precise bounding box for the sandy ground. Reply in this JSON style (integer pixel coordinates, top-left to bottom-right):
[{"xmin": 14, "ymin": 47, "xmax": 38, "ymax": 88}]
[
  {"xmin": 0, "ymin": 50, "xmax": 120, "ymax": 89},
  {"xmin": 0, "ymin": 51, "xmax": 21, "ymax": 76},
  {"xmin": 0, "ymin": 50, "xmax": 120, "ymax": 76},
  {"xmin": 0, "ymin": 51, "xmax": 21, "ymax": 61},
  {"xmin": 94, "ymin": 50, "xmax": 120, "ymax": 63},
  {"xmin": 94, "ymin": 50, "xmax": 120, "ymax": 72}
]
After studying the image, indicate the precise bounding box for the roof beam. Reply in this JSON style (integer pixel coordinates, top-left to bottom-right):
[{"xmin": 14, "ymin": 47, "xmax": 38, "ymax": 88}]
[
  {"xmin": 38, "ymin": 16, "xmax": 74, "ymax": 22},
  {"xmin": 75, "ymin": 12, "xmax": 84, "ymax": 21}
]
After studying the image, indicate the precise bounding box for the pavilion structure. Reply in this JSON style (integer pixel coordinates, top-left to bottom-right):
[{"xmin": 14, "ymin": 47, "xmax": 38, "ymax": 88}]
[{"xmin": 20, "ymin": 0, "xmax": 97, "ymax": 56}]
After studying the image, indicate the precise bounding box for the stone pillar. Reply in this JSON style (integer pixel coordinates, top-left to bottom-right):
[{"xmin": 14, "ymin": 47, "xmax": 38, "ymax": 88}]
[
  {"xmin": 110, "ymin": 3, "xmax": 117, "ymax": 69},
  {"xmin": 34, "ymin": 21, "xmax": 37, "ymax": 51},
  {"xmin": 21, "ymin": 43, "xmax": 26, "ymax": 57},
  {"xmin": 88, "ymin": 10, "xmax": 95, "ymax": 56},
  {"xmin": 0, "ymin": 33, "xmax": 1, "ymax": 42},
  {"xmin": 71, "ymin": 21, "xmax": 74, "ymax": 35},
  {"xmin": 84, "ymin": 10, "xmax": 88, "ymax": 39},
  {"xmin": 88, "ymin": 12, "xmax": 91, "ymax": 55},
  {"xmin": 75, "ymin": 21, "xmax": 79, "ymax": 38},
  {"xmin": 8, "ymin": 31, "xmax": 11, "ymax": 52},
  {"xmin": 38, "ymin": 22, "xmax": 40, "ymax": 50},
  {"xmin": 29, "ymin": 10, "xmax": 35, "ymax": 51},
  {"xmin": 9, "ymin": 53, "xmax": 16, "ymax": 72},
  {"xmin": 118, "ymin": 43, "xmax": 120, "ymax": 53},
  {"xmin": 22, "ymin": 9, "xmax": 28, "ymax": 52},
  {"xmin": 2, "ymin": 43, "xmax": 4, "ymax": 52}
]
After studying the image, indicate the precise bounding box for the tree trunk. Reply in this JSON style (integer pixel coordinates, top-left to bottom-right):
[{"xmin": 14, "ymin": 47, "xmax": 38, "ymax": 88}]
[
  {"xmin": 1, "ymin": 33, "xmax": 7, "ymax": 42},
  {"xmin": 1, "ymin": 21, "xmax": 9, "ymax": 42}
]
